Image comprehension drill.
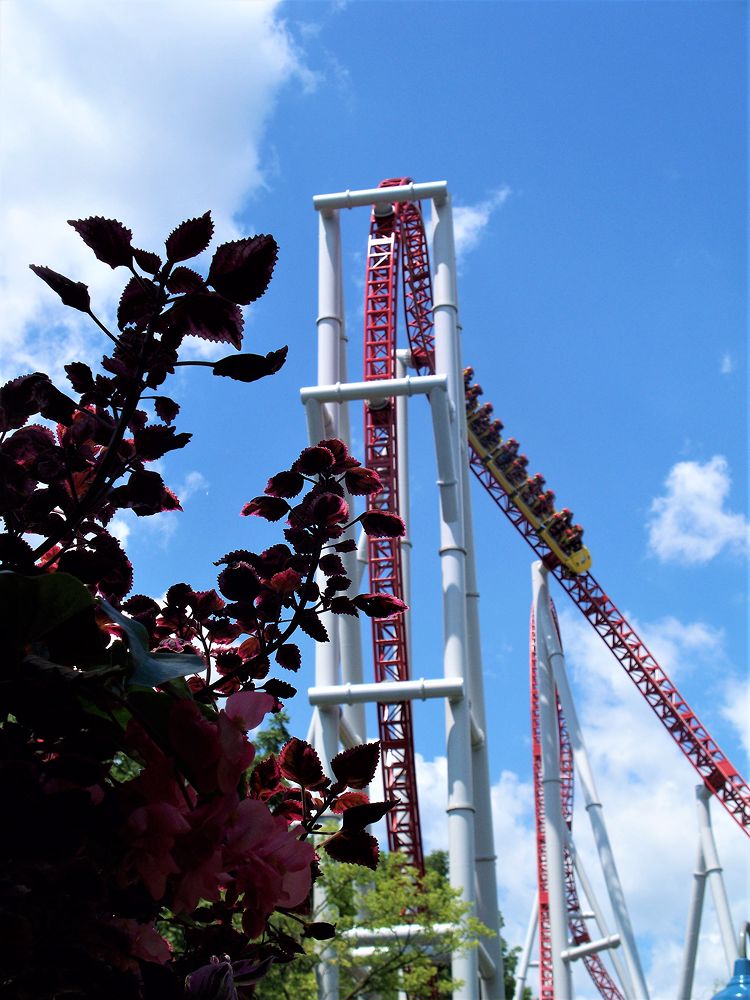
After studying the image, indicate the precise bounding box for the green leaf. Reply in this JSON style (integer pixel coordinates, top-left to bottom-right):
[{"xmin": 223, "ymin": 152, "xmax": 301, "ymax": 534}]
[{"xmin": 99, "ymin": 599, "xmax": 205, "ymax": 687}]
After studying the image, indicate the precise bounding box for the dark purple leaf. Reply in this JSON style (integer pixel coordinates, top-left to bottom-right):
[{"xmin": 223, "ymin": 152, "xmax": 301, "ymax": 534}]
[
  {"xmin": 165, "ymin": 211, "xmax": 213, "ymax": 263},
  {"xmin": 68, "ymin": 216, "xmax": 133, "ymax": 268},
  {"xmin": 213, "ymin": 548, "xmax": 256, "ymax": 567},
  {"xmin": 133, "ymin": 424, "xmax": 192, "ymax": 461},
  {"xmin": 352, "ymin": 593, "xmax": 408, "ymax": 619},
  {"xmin": 207, "ymin": 234, "xmax": 278, "ymax": 305},
  {"xmin": 331, "ymin": 743, "xmax": 380, "ymax": 789},
  {"xmin": 278, "ymin": 737, "xmax": 329, "ymax": 789},
  {"xmin": 265, "ymin": 470, "xmax": 304, "ymax": 498},
  {"xmin": 342, "ymin": 799, "xmax": 396, "ymax": 831},
  {"xmin": 298, "ymin": 611, "xmax": 329, "ymax": 642},
  {"xmin": 360, "ymin": 510, "xmax": 405, "ymax": 538},
  {"xmin": 64, "ymin": 362, "xmax": 95, "ymax": 393},
  {"xmin": 304, "ymin": 922, "xmax": 336, "ymax": 941},
  {"xmin": 329, "ymin": 596, "xmax": 359, "ymax": 617},
  {"xmin": 293, "ymin": 445, "xmax": 334, "ymax": 475},
  {"xmin": 241, "ymin": 496, "xmax": 289, "ymax": 521},
  {"xmin": 319, "ymin": 553, "xmax": 345, "ymax": 576},
  {"xmin": 345, "ymin": 466, "xmax": 383, "ymax": 496},
  {"xmin": 325, "ymin": 575, "xmax": 351, "ymax": 593},
  {"xmin": 117, "ymin": 276, "xmax": 159, "ymax": 329},
  {"xmin": 213, "ymin": 346, "xmax": 288, "ymax": 383},
  {"xmin": 167, "ymin": 292, "xmax": 244, "ymax": 348},
  {"xmin": 275, "ymin": 644, "xmax": 301, "ymax": 671},
  {"xmin": 166, "ymin": 266, "xmax": 206, "ymax": 293},
  {"xmin": 217, "ymin": 561, "xmax": 260, "ymax": 602},
  {"xmin": 333, "ymin": 539, "xmax": 357, "ymax": 553},
  {"xmin": 154, "ymin": 396, "xmax": 180, "ymax": 423},
  {"xmin": 29, "ymin": 265, "xmax": 90, "ymax": 312},
  {"xmin": 132, "ymin": 247, "xmax": 162, "ymax": 274},
  {"xmin": 34, "ymin": 382, "xmax": 76, "ymax": 425},
  {"xmin": 323, "ymin": 828, "xmax": 379, "ymax": 870},
  {"xmin": 262, "ymin": 678, "xmax": 297, "ymax": 699}
]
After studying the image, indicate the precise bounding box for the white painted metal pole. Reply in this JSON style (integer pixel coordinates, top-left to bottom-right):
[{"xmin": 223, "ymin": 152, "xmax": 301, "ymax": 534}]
[
  {"xmin": 314, "ymin": 180, "xmax": 448, "ymax": 213},
  {"xmin": 461, "ymin": 397, "xmax": 504, "ymax": 999},
  {"xmin": 533, "ymin": 562, "xmax": 649, "ymax": 1000},
  {"xmin": 532, "ymin": 566, "xmax": 573, "ymax": 1000},
  {"xmin": 395, "ymin": 351, "xmax": 414, "ymax": 670},
  {"xmin": 314, "ymin": 206, "xmax": 341, "ymax": 1000},
  {"xmin": 567, "ymin": 837, "xmax": 633, "ymax": 998},
  {"xmin": 514, "ymin": 894, "xmax": 539, "ymax": 1000},
  {"xmin": 309, "ymin": 677, "xmax": 465, "ymax": 706},
  {"xmin": 677, "ymin": 839, "xmax": 708, "ymax": 1000},
  {"xmin": 696, "ymin": 783, "xmax": 739, "ymax": 971},
  {"xmin": 432, "ymin": 191, "xmax": 479, "ymax": 1000}
]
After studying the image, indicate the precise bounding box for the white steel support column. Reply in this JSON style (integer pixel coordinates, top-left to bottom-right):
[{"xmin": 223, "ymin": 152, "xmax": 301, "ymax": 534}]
[
  {"xmin": 532, "ymin": 564, "xmax": 648, "ymax": 1000},
  {"xmin": 514, "ymin": 894, "xmax": 539, "ymax": 1000},
  {"xmin": 314, "ymin": 208, "xmax": 342, "ymax": 1000},
  {"xmin": 567, "ymin": 838, "xmax": 633, "ymax": 997},
  {"xmin": 462, "ymin": 411, "xmax": 504, "ymax": 998},
  {"xmin": 532, "ymin": 567, "xmax": 573, "ymax": 1000},
  {"xmin": 431, "ymin": 192, "xmax": 479, "ymax": 1000},
  {"xmin": 395, "ymin": 351, "xmax": 414, "ymax": 667},
  {"xmin": 697, "ymin": 783, "xmax": 739, "ymax": 971},
  {"xmin": 678, "ymin": 839, "xmax": 708, "ymax": 1000}
]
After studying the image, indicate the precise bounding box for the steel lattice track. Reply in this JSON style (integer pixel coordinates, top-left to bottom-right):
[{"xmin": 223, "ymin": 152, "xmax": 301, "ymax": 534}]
[
  {"xmin": 531, "ymin": 615, "xmax": 625, "ymax": 1000},
  {"xmin": 467, "ymin": 435, "xmax": 750, "ymax": 836},
  {"xmin": 363, "ymin": 179, "xmax": 424, "ymax": 869}
]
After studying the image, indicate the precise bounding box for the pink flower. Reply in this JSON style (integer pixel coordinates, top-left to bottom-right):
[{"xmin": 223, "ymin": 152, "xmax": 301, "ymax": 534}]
[
  {"xmin": 224, "ymin": 798, "xmax": 316, "ymax": 938},
  {"xmin": 126, "ymin": 802, "xmax": 190, "ymax": 900},
  {"xmin": 115, "ymin": 918, "xmax": 172, "ymax": 965}
]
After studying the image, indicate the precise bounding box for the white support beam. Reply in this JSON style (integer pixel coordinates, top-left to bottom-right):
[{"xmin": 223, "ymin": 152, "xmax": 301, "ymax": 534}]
[
  {"xmin": 562, "ymin": 935, "xmax": 621, "ymax": 963},
  {"xmin": 309, "ymin": 677, "xmax": 464, "ymax": 706},
  {"xmin": 313, "ymin": 180, "xmax": 448, "ymax": 214},
  {"xmin": 301, "ymin": 373, "xmax": 448, "ymax": 404}
]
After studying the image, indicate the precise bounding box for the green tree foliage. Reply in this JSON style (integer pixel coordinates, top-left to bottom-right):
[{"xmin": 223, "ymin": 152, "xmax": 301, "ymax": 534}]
[
  {"xmin": 256, "ymin": 850, "xmax": 487, "ymax": 1000},
  {"xmin": 253, "ymin": 707, "xmax": 292, "ymax": 759}
]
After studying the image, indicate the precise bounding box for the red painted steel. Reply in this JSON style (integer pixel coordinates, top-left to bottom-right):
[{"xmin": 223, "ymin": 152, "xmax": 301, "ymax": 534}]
[
  {"xmin": 465, "ymin": 410, "xmax": 750, "ymax": 837},
  {"xmin": 363, "ymin": 178, "xmax": 425, "ymax": 869},
  {"xmin": 531, "ymin": 610, "xmax": 625, "ymax": 1000}
]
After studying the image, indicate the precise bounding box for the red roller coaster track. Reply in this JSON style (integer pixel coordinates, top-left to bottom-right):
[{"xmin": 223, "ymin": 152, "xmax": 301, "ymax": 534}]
[{"xmin": 360, "ymin": 175, "xmax": 749, "ymax": 879}]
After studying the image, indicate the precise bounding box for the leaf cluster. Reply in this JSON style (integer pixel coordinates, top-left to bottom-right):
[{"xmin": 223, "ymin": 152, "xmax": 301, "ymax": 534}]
[{"xmin": 0, "ymin": 213, "xmax": 411, "ymax": 1000}]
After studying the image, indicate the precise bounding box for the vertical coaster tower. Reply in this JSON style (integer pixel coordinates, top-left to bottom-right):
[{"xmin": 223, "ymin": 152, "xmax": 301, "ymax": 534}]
[{"xmin": 302, "ymin": 179, "xmax": 504, "ymax": 1000}]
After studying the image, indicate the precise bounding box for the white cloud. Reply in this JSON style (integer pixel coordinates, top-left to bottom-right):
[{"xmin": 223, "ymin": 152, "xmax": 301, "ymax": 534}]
[
  {"xmin": 720, "ymin": 352, "xmax": 733, "ymax": 375},
  {"xmin": 178, "ymin": 470, "xmax": 210, "ymax": 502},
  {"xmin": 0, "ymin": 0, "xmax": 310, "ymax": 380},
  {"xmin": 409, "ymin": 608, "xmax": 748, "ymax": 1000},
  {"xmin": 108, "ymin": 514, "xmax": 132, "ymax": 547},
  {"xmin": 647, "ymin": 456, "xmax": 749, "ymax": 564},
  {"xmin": 721, "ymin": 678, "xmax": 750, "ymax": 759},
  {"xmin": 452, "ymin": 186, "xmax": 511, "ymax": 259}
]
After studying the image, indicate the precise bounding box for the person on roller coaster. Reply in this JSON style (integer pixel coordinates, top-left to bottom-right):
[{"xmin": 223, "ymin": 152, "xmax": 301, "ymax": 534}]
[
  {"xmin": 561, "ymin": 523, "xmax": 585, "ymax": 554},
  {"xmin": 465, "ymin": 383, "xmax": 483, "ymax": 413},
  {"xmin": 506, "ymin": 454, "xmax": 529, "ymax": 486},
  {"xmin": 547, "ymin": 507, "xmax": 573, "ymax": 540},
  {"xmin": 493, "ymin": 437, "xmax": 519, "ymax": 467},
  {"xmin": 471, "ymin": 401, "xmax": 494, "ymax": 431},
  {"xmin": 479, "ymin": 418, "xmax": 504, "ymax": 449},
  {"xmin": 531, "ymin": 489, "xmax": 556, "ymax": 519},
  {"xmin": 519, "ymin": 472, "xmax": 545, "ymax": 504}
]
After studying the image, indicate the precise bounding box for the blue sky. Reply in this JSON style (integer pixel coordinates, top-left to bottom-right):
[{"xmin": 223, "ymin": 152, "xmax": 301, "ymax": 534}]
[{"xmin": 0, "ymin": 2, "xmax": 747, "ymax": 997}]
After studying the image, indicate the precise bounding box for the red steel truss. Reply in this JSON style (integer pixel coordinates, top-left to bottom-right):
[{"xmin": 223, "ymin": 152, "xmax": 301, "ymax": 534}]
[
  {"xmin": 467, "ymin": 422, "xmax": 750, "ymax": 836},
  {"xmin": 363, "ymin": 178, "xmax": 425, "ymax": 868}
]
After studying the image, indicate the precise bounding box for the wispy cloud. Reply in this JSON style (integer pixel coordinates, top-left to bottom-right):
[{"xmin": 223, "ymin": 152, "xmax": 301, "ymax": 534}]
[
  {"xmin": 647, "ymin": 456, "xmax": 749, "ymax": 564},
  {"xmin": 720, "ymin": 352, "xmax": 734, "ymax": 375},
  {"xmin": 0, "ymin": 0, "xmax": 310, "ymax": 380},
  {"xmin": 452, "ymin": 186, "xmax": 511, "ymax": 259}
]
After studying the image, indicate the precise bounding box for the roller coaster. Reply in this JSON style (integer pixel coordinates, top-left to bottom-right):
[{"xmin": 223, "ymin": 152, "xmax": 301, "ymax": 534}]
[{"xmin": 303, "ymin": 178, "xmax": 748, "ymax": 1000}]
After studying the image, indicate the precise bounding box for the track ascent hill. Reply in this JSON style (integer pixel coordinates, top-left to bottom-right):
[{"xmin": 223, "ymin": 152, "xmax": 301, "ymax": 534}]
[{"xmin": 462, "ymin": 368, "xmax": 750, "ymax": 836}]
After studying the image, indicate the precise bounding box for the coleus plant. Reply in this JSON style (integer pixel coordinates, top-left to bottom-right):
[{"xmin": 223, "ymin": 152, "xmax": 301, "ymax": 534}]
[{"xmin": 0, "ymin": 213, "xmax": 407, "ymax": 1000}]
